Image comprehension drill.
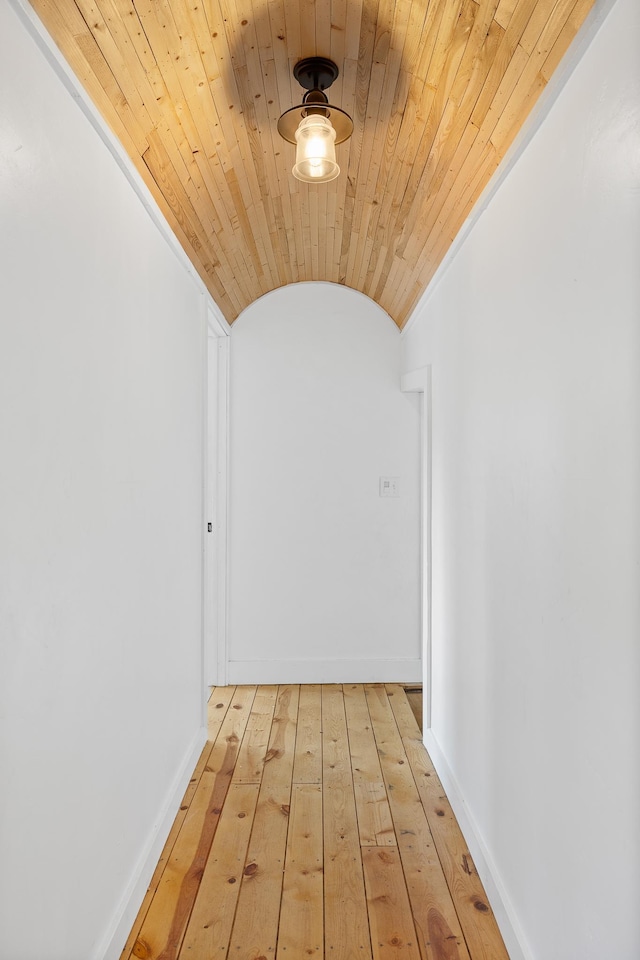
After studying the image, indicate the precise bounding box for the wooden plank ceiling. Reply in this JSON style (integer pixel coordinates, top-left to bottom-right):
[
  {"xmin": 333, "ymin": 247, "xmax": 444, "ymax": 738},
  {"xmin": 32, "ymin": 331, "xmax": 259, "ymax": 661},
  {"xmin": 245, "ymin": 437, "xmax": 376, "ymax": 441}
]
[{"xmin": 30, "ymin": 0, "xmax": 595, "ymax": 326}]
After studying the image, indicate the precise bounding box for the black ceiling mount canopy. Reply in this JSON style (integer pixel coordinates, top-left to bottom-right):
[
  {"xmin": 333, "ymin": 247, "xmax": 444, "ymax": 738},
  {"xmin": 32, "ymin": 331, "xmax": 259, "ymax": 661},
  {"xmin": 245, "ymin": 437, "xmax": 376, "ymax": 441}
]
[
  {"xmin": 277, "ymin": 56, "xmax": 354, "ymax": 150},
  {"xmin": 292, "ymin": 56, "xmax": 339, "ymax": 93}
]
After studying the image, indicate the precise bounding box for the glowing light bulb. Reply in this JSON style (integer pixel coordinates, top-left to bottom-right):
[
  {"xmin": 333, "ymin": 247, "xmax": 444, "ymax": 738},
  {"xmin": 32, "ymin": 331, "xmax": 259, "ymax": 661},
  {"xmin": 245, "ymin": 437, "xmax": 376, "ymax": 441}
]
[{"xmin": 293, "ymin": 114, "xmax": 339, "ymax": 183}]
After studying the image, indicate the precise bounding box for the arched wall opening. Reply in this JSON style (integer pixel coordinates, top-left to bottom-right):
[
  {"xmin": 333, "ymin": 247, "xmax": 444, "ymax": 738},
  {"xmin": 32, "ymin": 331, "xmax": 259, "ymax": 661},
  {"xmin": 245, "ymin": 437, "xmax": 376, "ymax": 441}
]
[{"xmin": 227, "ymin": 282, "xmax": 422, "ymax": 683}]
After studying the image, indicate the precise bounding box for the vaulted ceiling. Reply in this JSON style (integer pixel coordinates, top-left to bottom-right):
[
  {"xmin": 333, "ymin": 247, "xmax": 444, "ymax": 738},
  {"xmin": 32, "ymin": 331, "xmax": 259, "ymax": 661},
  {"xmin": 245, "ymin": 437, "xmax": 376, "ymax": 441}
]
[{"xmin": 29, "ymin": 0, "xmax": 595, "ymax": 326}]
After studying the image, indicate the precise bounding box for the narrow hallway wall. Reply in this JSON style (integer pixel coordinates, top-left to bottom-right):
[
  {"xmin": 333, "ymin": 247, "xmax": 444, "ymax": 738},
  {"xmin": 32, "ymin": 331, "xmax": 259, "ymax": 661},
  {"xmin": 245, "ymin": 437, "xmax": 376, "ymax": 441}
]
[
  {"xmin": 401, "ymin": 0, "xmax": 640, "ymax": 956},
  {"xmin": 0, "ymin": 6, "xmax": 207, "ymax": 958},
  {"xmin": 228, "ymin": 283, "xmax": 421, "ymax": 683}
]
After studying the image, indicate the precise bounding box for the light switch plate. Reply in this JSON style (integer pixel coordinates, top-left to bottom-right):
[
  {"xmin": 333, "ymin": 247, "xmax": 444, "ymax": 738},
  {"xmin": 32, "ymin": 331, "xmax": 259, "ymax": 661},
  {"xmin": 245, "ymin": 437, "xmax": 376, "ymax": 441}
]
[{"xmin": 379, "ymin": 476, "xmax": 400, "ymax": 498}]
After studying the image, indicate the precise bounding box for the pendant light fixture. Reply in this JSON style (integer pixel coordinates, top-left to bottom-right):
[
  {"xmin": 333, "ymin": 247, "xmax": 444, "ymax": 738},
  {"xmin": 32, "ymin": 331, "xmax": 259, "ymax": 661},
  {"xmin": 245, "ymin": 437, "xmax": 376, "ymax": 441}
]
[{"xmin": 277, "ymin": 57, "xmax": 353, "ymax": 183}]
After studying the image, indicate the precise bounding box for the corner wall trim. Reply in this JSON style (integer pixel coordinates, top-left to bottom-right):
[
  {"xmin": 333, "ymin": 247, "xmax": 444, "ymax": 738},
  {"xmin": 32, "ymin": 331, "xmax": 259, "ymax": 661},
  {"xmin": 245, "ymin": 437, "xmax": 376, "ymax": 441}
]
[
  {"xmin": 423, "ymin": 729, "xmax": 534, "ymax": 960},
  {"xmin": 228, "ymin": 658, "xmax": 422, "ymax": 685},
  {"xmin": 95, "ymin": 725, "xmax": 208, "ymax": 960},
  {"xmin": 401, "ymin": 366, "xmax": 430, "ymax": 393}
]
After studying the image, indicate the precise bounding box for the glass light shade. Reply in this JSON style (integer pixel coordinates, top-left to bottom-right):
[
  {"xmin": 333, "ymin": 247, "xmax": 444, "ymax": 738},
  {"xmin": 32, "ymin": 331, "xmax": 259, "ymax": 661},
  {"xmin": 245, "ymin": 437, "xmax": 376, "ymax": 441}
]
[{"xmin": 292, "ymin": 114, "xmax": 339, "ymax": 183}]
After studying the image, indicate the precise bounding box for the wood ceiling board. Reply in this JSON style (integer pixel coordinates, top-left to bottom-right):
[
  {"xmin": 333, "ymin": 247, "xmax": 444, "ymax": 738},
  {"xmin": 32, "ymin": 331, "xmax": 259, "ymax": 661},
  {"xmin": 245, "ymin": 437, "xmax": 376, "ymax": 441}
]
[{"xmin": 27, "ymin": 0, "xmax": 596, "ymax": 327}]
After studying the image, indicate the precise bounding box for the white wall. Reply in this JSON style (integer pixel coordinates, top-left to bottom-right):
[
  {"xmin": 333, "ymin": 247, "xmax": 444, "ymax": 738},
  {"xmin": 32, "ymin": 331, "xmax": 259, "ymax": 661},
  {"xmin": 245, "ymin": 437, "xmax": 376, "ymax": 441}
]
[
  {"xmin": 0, "ymin": 6, "xmax": 207, "ymax": 958},
  {"xmin": 228, "ymin": 283, "xmax": 421, "ymax": 683},
  {"xmin": 401, "ymin": 0, "xmax": 640, "ymax": 956}
]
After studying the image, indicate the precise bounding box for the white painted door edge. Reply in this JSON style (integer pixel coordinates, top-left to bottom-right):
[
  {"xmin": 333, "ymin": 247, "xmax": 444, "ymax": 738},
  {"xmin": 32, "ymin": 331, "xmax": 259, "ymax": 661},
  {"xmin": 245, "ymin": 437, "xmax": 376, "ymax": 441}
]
[
  {"xmin": 215, "ymin": 336, "xmax": 230, "ymax": 687},
  {"xmin": 204, "ymin": 301, "xmax": 230, "ymax": 690},
  {"xmin": 401, "ymin": 366, "xmax": 432, "ymax": 730}
]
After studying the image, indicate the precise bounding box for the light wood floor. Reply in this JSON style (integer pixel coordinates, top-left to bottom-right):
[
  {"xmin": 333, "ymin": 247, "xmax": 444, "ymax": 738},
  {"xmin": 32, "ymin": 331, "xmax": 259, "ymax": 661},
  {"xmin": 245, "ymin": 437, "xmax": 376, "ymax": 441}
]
[
  {"xmin": 403, "ymin": 686, "xmax": 423, "ymax": 732},
  {"xmin": 122, "ymin": 685, "xmax": 509, "ymax": 960}
]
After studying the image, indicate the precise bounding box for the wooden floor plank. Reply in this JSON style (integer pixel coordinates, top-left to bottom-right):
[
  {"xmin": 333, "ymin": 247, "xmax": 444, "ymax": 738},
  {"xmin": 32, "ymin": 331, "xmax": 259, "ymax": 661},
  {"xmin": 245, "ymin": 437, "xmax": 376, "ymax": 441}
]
[
  {"xmin": 293, "ymin": 683, "xmax": 323, "ymax": 784},
  {"xmin": 226, "ymin": 685, "xmax": 300, "ymax": 960},
  {"xmin": 276, "ymin": 783, "xmax": 324, "ymax": 960},
  {"xmin": 385, "ymin": 684, "xmax": 509, "ymax": 960},
  {"xmin": 389, "ymin": 684, "xmax": 423, "ymax": 735},
  {"xmin": 119, "ymin": 739, "xmax": 217, "ymax": 960},
  {"xmin": 128, "ymin": 685, "xmax": 257, "ymax": 960},
  {"xmin": 364, "ymin": 685, "xmax": 472, "ymax": 960},
  {"xmin": 178, "ymin": 782, "xmax": 260, "ymax": 958},
  {"xmin": 322, "ymin": 685, "xmax": 373, "ymax": 960},
  {"xmin": 343, "ymin": 684, "xmax": 396, "ymax": 846},
  {"xmin": 207, "ymin": 684, "xmax": 239, "ymax": 741},
  {"xmin": 362, "ymin": 846, "xmax": 422, "ymax": 960},
  {"xmin": 402, "ymin": 736, "xmax": 510, "ymax": 960},
  {"xmin": 232, "ymin": 684, "xmax": 279, "ymax": 783},
  {"xmin": 121, "ymin": 688, "xmax": 237, "ymax": 959}
]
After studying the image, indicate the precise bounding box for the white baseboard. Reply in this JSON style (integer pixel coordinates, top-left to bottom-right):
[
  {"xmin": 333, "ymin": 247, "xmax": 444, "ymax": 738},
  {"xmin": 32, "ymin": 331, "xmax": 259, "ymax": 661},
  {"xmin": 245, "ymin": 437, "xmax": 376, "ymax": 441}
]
[
  {"xmin": 423, "ymin": 729, "xmax": 533, "ymax": 960},
  {"xmin": 227, "ymin": 658, "xmax": 422, "ymax": 685},
  {"xmin": 95, "ymin": 725, "xmax": 208, "ymax": 960}
]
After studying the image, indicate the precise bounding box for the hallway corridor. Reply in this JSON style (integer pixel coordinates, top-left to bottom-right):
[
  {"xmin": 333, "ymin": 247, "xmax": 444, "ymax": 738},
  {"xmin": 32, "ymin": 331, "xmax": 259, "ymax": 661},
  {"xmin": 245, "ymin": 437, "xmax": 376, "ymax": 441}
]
[{"xmin": 122, "ymin": 685, "xmax": 508, "ymax": 960}]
